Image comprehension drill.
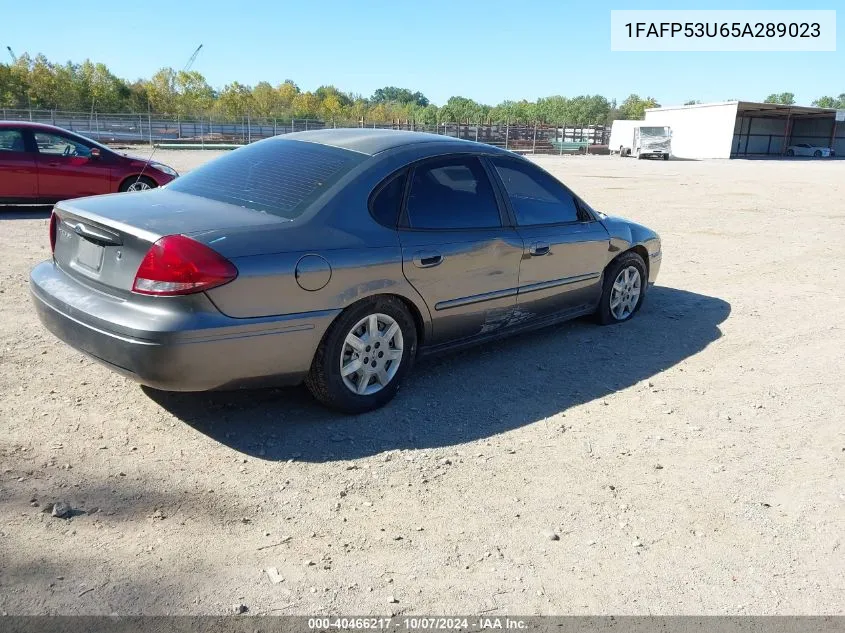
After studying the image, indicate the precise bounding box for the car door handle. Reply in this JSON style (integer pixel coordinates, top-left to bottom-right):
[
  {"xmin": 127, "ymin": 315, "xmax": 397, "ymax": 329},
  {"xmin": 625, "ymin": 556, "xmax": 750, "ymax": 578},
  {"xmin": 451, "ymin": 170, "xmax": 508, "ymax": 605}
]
[
  {"xmin": 413, "ymin": 251, "xmax": 443, "ymax": 268},
  {"xmin": 529, "ymin": 242, "xmax": 550, "ymax": 256},
  {"xmin": 48, "ymin": 162, "xmax": 60, "ymax": 167}
]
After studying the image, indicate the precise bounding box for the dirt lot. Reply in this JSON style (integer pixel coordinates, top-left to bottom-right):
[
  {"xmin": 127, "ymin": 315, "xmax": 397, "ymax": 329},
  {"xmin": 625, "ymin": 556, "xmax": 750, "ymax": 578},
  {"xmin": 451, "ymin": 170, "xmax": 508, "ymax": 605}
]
[{"xmin": 1, "ymin": 150, "xmax": 843, "ymax": 616}]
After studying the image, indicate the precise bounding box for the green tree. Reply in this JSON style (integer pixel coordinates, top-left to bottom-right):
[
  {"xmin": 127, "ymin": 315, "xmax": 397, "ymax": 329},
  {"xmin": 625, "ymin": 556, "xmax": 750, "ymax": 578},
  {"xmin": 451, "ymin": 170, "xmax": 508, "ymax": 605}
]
[
  {"xmin": 277, "ymin": 79, "xmax": 299, "ymax": 112},
  {"xmin": 535, "ymin": 96, "xmax": 569, "ymax": 123},
  {"xmin": 346, "ymin": 97, "xmax": 369, "ymax": 123},
  {"xmin": 5, "ymin": 54, "xmax": 34, "ymax": 109},
  {"xmin": 489, "ymin": 100, "xmax": 516, "ymax": 123},
  {"xmin": 291, "ymin": 91, "xmax": 320, "ymax": 118},
  {"xmin": 0, "ymin": 64, "xmax": 16, "ymax": 107},
  {"xmin": 78, "ymin": 61, "xmax": 129, "ymax": 112},
  {"xmin": 568, "ymin": 94, "xmax": 612, "ymax": 124},
  {"xmin": 251, "ymin": 81, "xmax": 279, "ymax": 118},
  {"xmin": 126, "ymin": 80, "xmax": 151, "ymax": 112},
  {"xmin": 216, "ymin": 82, "xmax": 254, "ymax": 118},
  {"xmin": 812, "ymin": 95, "xmax": 844, "ymax": 108},
  {"xmin": 54, "ymin": 62, "xmax": 86, "ymax": 111},
  {"xmin": 439, "ymin": 96, "xmax": 485, "ymax": 123},
  {"xmin": 146, "ymin": 68, "xmax": 178, "ymax": 114},
  {"xmin": 617, "ymin": 94, "xmax": 660, "ymax": 120},
  {"xmin": 370, "ymin": 86, "xmax": 429, "ymax": 107},
  {"xmin": 320, "ymin": 93, "xmax": 345, "ymax": 121},
  {"xmin": 763, "ymin": 92, "xmax": 795, "ymax": 105},
  {"xmin": 27, "ymin": 55, "xmax": 60, "ymax": 109},
  {"xmin": 174, "ymin": 70, "xmax": 214, "ymax": 117},
  {"xmin": 812, "ymin": 96, "xmax": 837, "ymax": 108},
  {"xmin": 315, "ymin": 85, "xmax": 351, "ymax": 108}
]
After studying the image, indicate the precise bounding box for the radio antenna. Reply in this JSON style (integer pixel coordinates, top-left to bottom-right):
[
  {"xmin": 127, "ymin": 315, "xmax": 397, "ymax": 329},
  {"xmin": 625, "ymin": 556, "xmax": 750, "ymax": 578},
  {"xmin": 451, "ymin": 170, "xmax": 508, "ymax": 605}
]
[{"xmin": 131, "ymin": 44, "xmax": 203, "ymax": 189}]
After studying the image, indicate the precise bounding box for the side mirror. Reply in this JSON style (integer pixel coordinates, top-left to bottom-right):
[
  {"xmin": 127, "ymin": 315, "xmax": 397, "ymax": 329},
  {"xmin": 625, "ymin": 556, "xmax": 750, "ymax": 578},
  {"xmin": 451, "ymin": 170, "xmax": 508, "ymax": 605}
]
[{"xmin": 90, "ymin": 148, "xmax": 101, "ymax": 159}]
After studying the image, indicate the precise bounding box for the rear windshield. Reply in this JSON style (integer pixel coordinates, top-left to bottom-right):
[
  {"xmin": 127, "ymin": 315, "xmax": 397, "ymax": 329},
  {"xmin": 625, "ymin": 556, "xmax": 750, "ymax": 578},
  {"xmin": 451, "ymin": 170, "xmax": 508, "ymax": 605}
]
[{"xmin": 167, "ymin": 139, "xmax": 365, "ymax": 219}]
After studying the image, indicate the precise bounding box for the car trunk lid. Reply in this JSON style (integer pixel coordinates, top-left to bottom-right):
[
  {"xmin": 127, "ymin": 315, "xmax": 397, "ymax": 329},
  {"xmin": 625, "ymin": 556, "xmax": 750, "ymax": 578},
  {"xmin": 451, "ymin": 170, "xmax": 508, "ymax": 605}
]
[{"xmin": 52, "ymin": 189, "xmax": 288, "ymax": 294}]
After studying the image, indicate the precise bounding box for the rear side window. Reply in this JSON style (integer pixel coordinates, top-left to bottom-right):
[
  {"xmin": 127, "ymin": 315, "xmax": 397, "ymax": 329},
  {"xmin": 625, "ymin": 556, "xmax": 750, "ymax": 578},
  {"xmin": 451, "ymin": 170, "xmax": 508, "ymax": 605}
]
[
  {"xmin": 0, "ymin": 129, "xmax": 25, "ymax": 152},
  {"xmin": 168, "ymin": 139, "xmax": 365, "ymax": 219},
  {"xmin": 490, "ymin": 157, "xmax": 581, "ymax": 225},
  {"xmin": 405, "ymin": 156, "xmax": 501, "ymax": 230},
  {"xmin": 369, "ymin": 170, "xmax": 406, "ymax": 228}
]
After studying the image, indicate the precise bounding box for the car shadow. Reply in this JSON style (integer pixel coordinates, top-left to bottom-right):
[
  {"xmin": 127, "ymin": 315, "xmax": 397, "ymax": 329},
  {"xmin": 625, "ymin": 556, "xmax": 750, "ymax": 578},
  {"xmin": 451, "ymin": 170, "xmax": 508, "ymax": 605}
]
[
  {"xmin": 145, "ymin": 286, "xmax": 730, "ymax": 462},
  {"xmin": 0, "ymin": 205, "xmax": 52, "ymax": 220}
]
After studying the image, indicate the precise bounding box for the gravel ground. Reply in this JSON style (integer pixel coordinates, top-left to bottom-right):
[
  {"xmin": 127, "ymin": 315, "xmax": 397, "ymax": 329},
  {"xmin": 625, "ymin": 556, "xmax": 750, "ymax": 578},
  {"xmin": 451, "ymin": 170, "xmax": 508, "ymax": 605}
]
[{"xmin": 0, "ymin": 150, "xmax": 843, "ymax": 616}]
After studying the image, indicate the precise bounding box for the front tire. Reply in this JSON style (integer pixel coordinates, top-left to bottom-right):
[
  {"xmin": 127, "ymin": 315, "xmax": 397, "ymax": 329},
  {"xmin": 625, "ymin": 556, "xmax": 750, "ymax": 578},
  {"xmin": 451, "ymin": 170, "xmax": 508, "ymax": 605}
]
[
  {"xmin": 305, "ymin": 296, "xmax": 417, "ymax": 413},
  {"xmin": 119, "ymin": 176, "xmax": 157, "ymax": 192},
  {"xmin": 813, "ymin": 150, "xmax": 822, "ymax": 158},
  {"xmin": 786, "ymin": 149, "xmax": 795, "ymax": 157},
  {"xmin": 595, "ymin": 251, "xmax": 648, "ymax": 325},
  {"xmin": 663, "ymin": 153, "xmax": 669, "ymax": 161}
]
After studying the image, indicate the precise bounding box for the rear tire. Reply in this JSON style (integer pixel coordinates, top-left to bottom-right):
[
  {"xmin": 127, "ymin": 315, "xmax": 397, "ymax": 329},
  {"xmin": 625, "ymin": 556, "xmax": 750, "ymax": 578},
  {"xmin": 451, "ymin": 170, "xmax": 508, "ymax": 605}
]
[
  {"xmin": 594, "ymin": 251, "xmax": 648, "ymax": 325},
  {"xmin": 119, "ymin": 176, "xmax": 157, "ymax": 192},
  {"xmin": 813, "ymin": 150, "xmax": 822, "ymax": 158},
  {"xmin": 305, "ymin": 296, "xmax": 417, "ymax": 414},
  {"xmin": 663, "ymin": 153, "xmax": 669, "ymax": 161}
]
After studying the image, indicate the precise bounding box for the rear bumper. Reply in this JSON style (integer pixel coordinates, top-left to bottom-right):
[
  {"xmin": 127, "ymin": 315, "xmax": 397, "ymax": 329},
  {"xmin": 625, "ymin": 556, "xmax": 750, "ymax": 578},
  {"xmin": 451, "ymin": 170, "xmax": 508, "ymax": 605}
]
[{"xmin": 30, "ymin": 260, "xmax": 338, "ymax": 391}]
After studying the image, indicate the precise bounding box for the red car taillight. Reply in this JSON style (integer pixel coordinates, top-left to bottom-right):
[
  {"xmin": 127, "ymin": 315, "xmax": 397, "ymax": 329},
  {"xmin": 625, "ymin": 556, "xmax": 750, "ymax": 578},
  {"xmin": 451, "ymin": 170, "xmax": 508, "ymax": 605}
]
[
  {"xmin": 132, "ymin": 235, "xmax": 238, "ymax": 296},
  {"xmin": 49, "ymin": 210, "xmax": 58, "ymax": 254}
]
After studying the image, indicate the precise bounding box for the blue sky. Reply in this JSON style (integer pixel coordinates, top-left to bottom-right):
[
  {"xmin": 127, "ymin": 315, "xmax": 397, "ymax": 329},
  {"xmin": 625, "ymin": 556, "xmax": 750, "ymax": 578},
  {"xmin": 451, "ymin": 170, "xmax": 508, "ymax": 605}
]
[{"xmin": 5, "ymin": 0, "xmax": 842, "ymax": 106}]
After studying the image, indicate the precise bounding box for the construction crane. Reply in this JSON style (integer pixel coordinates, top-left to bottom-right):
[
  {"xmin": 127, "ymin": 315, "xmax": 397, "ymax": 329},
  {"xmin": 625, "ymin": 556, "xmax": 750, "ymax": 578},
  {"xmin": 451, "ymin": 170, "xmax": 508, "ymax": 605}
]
[
  {"xmin": 183, "ymin": 44, "xmax": 203, "ymax": 72},
  {"xmin": 6, "ymin": 46, "xmax": 16, "ymax": 62}
]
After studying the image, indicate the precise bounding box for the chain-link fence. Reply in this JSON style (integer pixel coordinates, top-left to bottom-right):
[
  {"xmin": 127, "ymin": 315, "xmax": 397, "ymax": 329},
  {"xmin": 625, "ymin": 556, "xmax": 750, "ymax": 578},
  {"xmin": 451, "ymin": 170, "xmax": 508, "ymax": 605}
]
[{"xmin": 0, "ymin": 109, "xmax": 610, "ymax": 154}]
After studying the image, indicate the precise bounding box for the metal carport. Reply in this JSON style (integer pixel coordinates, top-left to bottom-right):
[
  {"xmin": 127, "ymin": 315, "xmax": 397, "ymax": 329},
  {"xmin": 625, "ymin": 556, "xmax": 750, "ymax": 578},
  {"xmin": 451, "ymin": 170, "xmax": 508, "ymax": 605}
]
[{"xmin": 732, "ymin": 101, "xmax": 842, "ymax": 157}]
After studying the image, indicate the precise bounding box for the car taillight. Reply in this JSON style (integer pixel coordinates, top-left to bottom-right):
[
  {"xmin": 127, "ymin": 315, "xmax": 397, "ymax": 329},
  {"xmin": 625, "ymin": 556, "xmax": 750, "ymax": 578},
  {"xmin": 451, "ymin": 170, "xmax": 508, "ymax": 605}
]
[
  {"xmin": 132, "ymin": 235, "xmax": 237, "ymax": 296},
  {"xmin": 49, "ymin": 210, "xmax": 58, "ymax": 254}
]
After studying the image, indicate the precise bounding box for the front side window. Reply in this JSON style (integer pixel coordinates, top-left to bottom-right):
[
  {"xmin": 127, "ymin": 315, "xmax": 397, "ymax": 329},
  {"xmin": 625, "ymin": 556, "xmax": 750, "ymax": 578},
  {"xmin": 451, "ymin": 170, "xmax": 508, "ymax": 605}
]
[
  {"xmin": 0, "ymin": 129, "xmax": 26, "ymax": 152},
  {"xmin": 405, "ymin": 156, "xmax": 501, "ymax": 230},
  {"xmin": 491, "ymin": 157, "xmax": 581, "ymax": 226},
  {"xmin": 34, "ymin": 132, "xmax": 92, "ymax": 157}
]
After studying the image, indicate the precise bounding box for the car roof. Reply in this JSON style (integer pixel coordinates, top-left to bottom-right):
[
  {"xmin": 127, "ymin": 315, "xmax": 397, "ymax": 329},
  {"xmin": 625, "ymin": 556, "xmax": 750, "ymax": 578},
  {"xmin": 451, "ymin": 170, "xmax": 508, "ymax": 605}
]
[
  {"xmin": 0, "ymin": 121, "xmax": 67, "ymax": 131},
  {"xmin": 280, "ymin": 128, "xmax": 509, "ymax": 156}
]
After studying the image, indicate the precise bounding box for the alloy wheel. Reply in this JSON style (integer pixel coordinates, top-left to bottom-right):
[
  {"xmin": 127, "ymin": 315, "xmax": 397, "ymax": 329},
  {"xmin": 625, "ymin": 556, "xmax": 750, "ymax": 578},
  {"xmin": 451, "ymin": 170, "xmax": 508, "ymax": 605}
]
[
  {"xmin": 609, "ymin": 266, "xmax": 642, "ymax": 321},
  {"xmin": 340, "ymin": 313, "xmax": 404, "ymax": 395},
  {"xmin": 127, "ymin": 180, "xmax": 152, "ymax": 192}
]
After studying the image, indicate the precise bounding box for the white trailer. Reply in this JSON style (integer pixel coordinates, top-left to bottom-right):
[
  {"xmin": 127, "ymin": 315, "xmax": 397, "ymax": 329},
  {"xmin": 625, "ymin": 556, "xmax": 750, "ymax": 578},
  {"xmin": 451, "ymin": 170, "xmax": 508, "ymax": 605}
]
[{"xmin": 609, "ymin": 120, "xmax": 672, "ymax": 160}]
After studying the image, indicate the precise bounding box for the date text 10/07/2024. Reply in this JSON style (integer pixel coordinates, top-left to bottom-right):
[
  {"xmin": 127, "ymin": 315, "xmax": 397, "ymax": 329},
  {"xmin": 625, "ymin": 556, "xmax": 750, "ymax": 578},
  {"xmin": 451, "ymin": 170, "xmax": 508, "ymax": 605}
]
[{"xmin": 307, "ymin": 617, "xmax": 529, "ymax": 630}]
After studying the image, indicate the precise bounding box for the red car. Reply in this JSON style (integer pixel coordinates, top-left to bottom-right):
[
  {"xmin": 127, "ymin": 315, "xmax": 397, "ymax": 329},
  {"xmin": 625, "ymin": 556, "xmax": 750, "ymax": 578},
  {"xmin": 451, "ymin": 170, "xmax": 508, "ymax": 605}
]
[{"xmin": 0, "ymin": 121, "xmax": 178, "ymax": 204}]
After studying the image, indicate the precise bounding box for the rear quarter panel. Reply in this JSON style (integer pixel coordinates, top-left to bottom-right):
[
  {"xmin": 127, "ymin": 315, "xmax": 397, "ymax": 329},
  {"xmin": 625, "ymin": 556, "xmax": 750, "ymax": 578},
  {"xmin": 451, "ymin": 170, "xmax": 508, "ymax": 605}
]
[{"xmin": 200, "ymin": 152, "xmax": 435, "ymax": 340}]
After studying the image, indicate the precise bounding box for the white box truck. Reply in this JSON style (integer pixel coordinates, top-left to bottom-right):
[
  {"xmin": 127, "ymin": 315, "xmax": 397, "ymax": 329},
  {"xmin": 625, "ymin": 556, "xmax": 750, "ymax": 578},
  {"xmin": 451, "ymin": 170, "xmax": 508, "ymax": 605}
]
[{"xmin": 609, "ymin": 120, "xmax": 672, "ymax": 160}]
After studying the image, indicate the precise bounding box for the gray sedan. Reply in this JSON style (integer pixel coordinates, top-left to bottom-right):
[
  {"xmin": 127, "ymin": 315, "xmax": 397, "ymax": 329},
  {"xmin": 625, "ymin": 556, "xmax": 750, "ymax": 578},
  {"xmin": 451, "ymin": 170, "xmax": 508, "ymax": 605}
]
[{"xmin": 30, "ymin": 129, "xmax": 661, "ymax": 413}]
